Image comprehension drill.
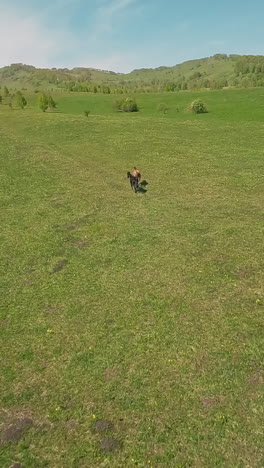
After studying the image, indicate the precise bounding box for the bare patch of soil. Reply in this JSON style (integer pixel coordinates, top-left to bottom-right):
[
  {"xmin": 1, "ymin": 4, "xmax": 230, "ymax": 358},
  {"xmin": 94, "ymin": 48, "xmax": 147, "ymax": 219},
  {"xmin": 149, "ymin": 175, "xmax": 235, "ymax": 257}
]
[
  {"xmin": 201, "ymin": 396, "xmax": 220, "ymax": 408},
  {"xmin": 94, "ymin": 420, "xmax": 114, "ymax": 433},
  {"xmin": 66, "ymin": 215, "xmax": 90, "ymax": 231},
  {"xmin": 1, "ymin": 319, "xmax": 8, "ymax": 328},
  {"xmin": 44, "ymin": 306, "xmax": 57, "ymax": 314},
  {"xmin": 104, "ymin": 368, "xmax": 120, "ymax": 381},
  {"xmin": 236, "ymin": 267, "xmax": 254, "ymax": 279},
  {"xmin": 0, "ymin": 418, "xmax": 33, "ymax": 445},
  {"xmin": 52, "ymin": 259, "xmax": 68, "ymax": 273},
  {"xmin": 100, "ymin": 438, "xmax": 121, "ymax": 452},
  {"xmin": 73, "ymin": 240, "xmax": 89, "ymax": 248},
  {"xmin": 65, "ymin": 420, "xmax": 80, "ymax": 431},
  {"xmin": 23, "ymin": 279, "xmax": 33, "ymax": 286},
  {"xmin": 248, "ymin": 371, "xmax": 263, "ymax": 387}
]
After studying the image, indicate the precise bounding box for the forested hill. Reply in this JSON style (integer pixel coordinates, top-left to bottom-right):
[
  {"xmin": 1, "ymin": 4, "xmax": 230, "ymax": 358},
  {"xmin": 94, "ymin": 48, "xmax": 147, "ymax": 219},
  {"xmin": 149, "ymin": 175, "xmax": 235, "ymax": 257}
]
[{"xmin": 1, "ymin": 54, "xmax": 264, "ymax": 93}]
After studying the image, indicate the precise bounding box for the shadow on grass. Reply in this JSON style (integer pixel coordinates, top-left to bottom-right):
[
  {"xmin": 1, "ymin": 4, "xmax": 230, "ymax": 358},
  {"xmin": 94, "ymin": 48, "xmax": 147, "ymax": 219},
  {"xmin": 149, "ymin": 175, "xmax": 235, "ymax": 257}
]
[{"xmin": 137, "ymin": 180, "xmax": 148, "ymax": 194}]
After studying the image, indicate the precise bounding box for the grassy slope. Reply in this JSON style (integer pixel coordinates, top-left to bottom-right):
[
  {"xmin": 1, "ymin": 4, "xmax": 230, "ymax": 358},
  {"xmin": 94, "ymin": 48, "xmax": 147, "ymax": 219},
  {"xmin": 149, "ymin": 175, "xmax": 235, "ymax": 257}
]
[
  {"xmin": 53, "ymin": 88, "xmax": 264, "ymax": 121},
  {"xmin": 128, "ymin": 56, "xmax": 235, "ymax": 81},
  {"xmin": 0, "ymin": 89, "xmax": 264, "ymax": 468},
  {"xmin": 0, "ymin": 67, "xmax": 118, "ymax": 91}
]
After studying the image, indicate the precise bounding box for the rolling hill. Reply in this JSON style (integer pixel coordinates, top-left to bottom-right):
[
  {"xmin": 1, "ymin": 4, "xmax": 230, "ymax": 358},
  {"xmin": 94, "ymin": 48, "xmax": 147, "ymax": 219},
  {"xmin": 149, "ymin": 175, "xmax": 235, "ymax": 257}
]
[{"xmin": 1, "ymin": 54, "xmax": 264, "ymax": 93}]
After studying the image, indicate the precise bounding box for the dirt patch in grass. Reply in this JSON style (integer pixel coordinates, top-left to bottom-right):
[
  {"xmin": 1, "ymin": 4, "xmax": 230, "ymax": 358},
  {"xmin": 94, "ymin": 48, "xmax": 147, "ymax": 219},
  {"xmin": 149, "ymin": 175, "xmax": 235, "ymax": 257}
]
[
  {"xmin": 248, "ymin": 371, "xmax": 263, "ymax": 387},
  {"xmin": 0, "ymin": 417, "xmax": 33, "ymax": 445},
  {"xmin": 66, "ymin": 223, "xmax": 78, "ymax": 231},
  {"xmin": 100, "ymin": 438, "xmax": 121, "ymax": 452},
  {"xmin": 73, "ymin": 240, "xmax": 89, "ymax": 248},
  {"xmin": 44, "ymin": 305, "xmax": 58, "ymax": 314},
  {"xmin": 66, "ymin": 215, "xmax": 90, "ymax": 231},
  {"xmin": 94, "ymin": 419, "xmax": 114, "ymax": 433},
  {"xmin": 23, "ymin": 278, "xmax": 34, "ymax": 286},
  {"xmin": 236, "ymin": 267, "xmax": 255, "ymax": 279},
  {"xmin": 65, "ymin": 420, "xmax": 80, "ymax": 432},
  {"xmin": 201, "ymin": 396, "xmax": 221, "ymax": 409},
  {"xmin": 43, "ymin": 304, "xmax": 63, "ymax": 315},
  {"xmin": 9, "ymin": 463, "xmax": 23, "ymax": 468},
  {"xmin": 1, "ymin": 319, "xmax": 9, "ymax": 328},
  {"xmin": 104, "ymin": 367, "xmax": 120, "ymax": 381},
  {"xmin": 52, "ymin": 259, "xmax": 68, "ymax": 273},
  {"xmin": 151, "ymin": 443, "xmax": 166, "ymax": 457},
  {"xmin": 38, "ymin": 360, "xmax": 49, "ymax": 371}
]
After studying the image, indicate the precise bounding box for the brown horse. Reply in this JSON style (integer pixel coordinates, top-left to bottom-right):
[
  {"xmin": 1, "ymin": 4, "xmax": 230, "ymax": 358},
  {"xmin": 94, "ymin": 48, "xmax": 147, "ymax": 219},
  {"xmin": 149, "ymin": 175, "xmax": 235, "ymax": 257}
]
[{"xmin": 127, "ymin": 172, "xmax": 139, "ymax": 192}]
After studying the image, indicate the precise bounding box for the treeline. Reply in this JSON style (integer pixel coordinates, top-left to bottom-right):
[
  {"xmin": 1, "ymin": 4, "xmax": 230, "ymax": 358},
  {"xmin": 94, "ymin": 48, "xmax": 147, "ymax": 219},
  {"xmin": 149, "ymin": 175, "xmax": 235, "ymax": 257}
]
[
  {"xmin": 164, "ymin": 75, "xmax": 228, "ymax": 91},
  {"xmin": 64, "ymin": 82, "xmax": 111, "ymax": 93},
  {"xmin": 60, "ymin": 74, "xmax": 264, "ymax": 95},
  {"xmin": 233, "ymin": 56, "xmax": 264, "ymax": 88},
  {"xmin": 0, "ymin": 85, "xmax": 57, "ymax": 112},
  {"xmin": 62, "ymin": 81, "xmax": 162, "ymax": 94},
  {"xmin": 234, "ymin": 56, "xmax": 264, "ymax": 74},
  {"xmin": 0, "ymin": 85, "xmax": 27, "ymax": 109}
]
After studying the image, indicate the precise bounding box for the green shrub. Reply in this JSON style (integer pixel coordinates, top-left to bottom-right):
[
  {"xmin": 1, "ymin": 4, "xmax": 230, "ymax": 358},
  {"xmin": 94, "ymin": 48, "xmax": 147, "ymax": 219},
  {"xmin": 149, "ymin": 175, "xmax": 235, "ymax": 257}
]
[
  {"xmin": 3, "ymin": 86, "xmax": 9, "ymax": 97},
  {"xmin": 48, "ymin": 95, "xmax": 56, "ymax": 110},
  {"xmin": 38, "ymin": 92, "xmax": 49, "ymax": 112},
  {"xmin": 114, "ymin": 97, "xmax": 139, "ymax": 113},
  {"xmin": 123, "ymin": 97, "xmax": 138, "ymax": 112},
  {"xmin": 189, "ymin": 99, "xmax": 208, "ymax": 114},
  {"xmin": 16, "ymin": 91, "xmax": 27, "ymax": 109},
  {"xmin": 38, "ymin": 92, "xmax": 56, "ymax": 112}
]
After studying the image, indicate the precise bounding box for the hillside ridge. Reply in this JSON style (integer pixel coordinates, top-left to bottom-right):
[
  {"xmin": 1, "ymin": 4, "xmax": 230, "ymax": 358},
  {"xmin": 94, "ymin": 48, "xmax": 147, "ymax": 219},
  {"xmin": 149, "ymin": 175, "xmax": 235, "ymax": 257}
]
[{"xmin": 1, "ymin": 54, "xmax": 264, "ymax": 92}]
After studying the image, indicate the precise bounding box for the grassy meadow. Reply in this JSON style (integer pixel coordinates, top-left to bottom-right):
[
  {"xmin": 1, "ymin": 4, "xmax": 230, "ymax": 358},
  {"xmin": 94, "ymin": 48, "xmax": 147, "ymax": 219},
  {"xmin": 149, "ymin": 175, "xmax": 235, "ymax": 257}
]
[{"xmin": 0, "ymin": 89, "xmax": 264, "ymax": 468}]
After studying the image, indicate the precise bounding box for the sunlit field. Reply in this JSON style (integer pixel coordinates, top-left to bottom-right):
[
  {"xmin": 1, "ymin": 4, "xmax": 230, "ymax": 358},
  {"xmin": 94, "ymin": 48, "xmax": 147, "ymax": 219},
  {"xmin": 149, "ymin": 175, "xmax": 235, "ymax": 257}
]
[{"xmin": 0, "ymin": 88, "xmax": 263, "ymax": 467}]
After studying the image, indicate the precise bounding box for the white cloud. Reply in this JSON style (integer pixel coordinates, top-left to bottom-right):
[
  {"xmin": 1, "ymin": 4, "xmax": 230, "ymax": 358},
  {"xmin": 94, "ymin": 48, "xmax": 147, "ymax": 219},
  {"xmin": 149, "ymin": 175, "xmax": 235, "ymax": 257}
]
[
  {"xmin": 91, "ymin": 0, "xmax": 140, "ymax": 38},
  {"xmin": 0, "ymin": 1, "xmax": 143, "ymax": 72},
  {"xmin": 0, "ymin": 7, "xmax": 69, "ymax": 68},
  {"xmin": 74, "ymin": 0, "xmax": 144, "ymax": 71}
]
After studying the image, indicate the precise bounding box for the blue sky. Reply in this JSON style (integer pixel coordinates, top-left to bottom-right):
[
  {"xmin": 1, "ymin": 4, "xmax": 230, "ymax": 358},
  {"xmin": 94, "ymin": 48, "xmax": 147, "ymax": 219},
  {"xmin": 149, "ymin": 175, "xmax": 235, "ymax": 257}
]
[{"xmin": 1, "ymin": 0, "xmax": 263, "ymax": 72}]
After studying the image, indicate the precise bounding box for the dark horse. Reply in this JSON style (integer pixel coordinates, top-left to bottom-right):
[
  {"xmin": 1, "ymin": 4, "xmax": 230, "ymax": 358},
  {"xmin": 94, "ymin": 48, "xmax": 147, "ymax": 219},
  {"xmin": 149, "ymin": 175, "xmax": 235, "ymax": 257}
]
[{"xmin": 127, "ymin": 171, "xmax": 139, "ymax": 192}]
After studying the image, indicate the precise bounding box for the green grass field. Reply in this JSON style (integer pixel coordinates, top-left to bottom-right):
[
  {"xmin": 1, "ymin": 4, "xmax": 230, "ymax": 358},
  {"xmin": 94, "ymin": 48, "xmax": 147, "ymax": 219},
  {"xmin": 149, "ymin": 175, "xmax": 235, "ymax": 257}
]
[{"xmin": 0, "ymin": 89, "xmax": 263, "ymax": 468}]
